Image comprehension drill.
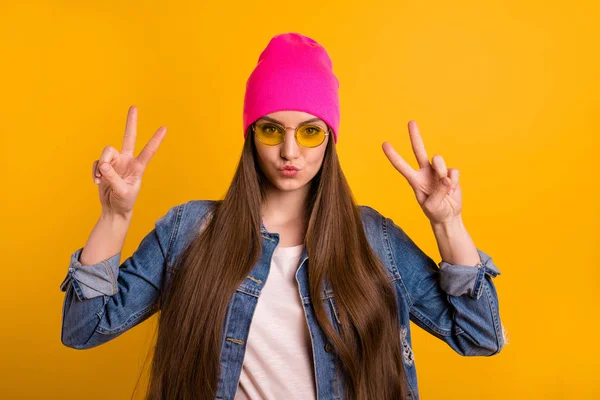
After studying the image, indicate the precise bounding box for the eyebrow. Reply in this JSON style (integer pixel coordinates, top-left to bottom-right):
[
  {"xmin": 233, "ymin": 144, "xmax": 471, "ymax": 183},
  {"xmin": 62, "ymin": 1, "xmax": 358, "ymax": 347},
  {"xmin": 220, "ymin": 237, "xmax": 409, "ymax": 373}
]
[{"xmin": 257, "ymin": 116, "xmax": 325, "ymax": 127}]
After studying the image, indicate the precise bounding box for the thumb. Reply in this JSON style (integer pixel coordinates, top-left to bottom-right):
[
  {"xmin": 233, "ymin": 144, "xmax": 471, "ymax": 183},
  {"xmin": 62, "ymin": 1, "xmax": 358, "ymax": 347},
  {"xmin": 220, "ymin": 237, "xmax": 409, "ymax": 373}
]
[
  {"xmin": 99, "ymin": 163, "xmax": 127, "ymax": 193},
  {"xmin": 426, "ymin": 176, "xmax": 452, "ymax": 206}
]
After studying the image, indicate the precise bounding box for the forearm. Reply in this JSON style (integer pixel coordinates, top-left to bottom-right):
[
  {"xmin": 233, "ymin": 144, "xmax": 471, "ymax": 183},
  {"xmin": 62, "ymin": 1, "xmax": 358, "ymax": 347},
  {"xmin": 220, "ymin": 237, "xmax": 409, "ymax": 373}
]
[
  {"xmin": 430, "ymin": 216, "xmax": 481, "ymax": 267},
  {"xmin": 79, "ymin": 211, "xmax": 132, "ymax": 266}
]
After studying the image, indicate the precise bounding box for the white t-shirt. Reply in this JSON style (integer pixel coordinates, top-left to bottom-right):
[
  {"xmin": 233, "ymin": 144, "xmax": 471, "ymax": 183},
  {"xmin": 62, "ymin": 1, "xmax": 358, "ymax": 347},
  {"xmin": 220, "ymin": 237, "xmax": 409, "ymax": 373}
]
[{"xmin": 234, "ymin": 244, "xmax": 317, "ymax": 399}]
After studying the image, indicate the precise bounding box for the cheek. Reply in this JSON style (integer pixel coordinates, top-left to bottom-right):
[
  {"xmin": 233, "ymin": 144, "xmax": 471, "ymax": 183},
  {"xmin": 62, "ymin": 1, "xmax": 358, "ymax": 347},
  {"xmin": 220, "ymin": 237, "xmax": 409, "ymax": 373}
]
[
  {"xmin": 310, "ymin": 148, "xmax": 327, "ymax": 164},
  {"xmin": 255, "ymin": 148, "xmax": 281, "ymax": 177},
  {"xmin": 305, "ymin": 151, "xmax": 326, "ymax": 173},
  {"xmin": 255, "ymin": 147, "xmax": 274, "ymax": 165}
]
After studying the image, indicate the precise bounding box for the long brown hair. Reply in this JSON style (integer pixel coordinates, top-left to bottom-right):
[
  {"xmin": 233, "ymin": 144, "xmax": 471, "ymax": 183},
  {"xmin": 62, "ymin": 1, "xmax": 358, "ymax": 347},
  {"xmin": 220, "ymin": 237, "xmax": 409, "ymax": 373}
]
[{"xmin": 137, "ymin": 126, "xmax": 409, "ymax": 399}]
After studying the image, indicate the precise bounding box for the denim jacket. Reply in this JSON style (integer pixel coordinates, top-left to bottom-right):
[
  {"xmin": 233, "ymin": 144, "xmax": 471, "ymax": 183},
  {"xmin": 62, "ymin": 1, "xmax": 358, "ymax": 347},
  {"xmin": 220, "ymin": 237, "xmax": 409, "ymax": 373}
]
[{"xmin": 59, "ymin": 199, "xmax": 505, "ymax": 400}]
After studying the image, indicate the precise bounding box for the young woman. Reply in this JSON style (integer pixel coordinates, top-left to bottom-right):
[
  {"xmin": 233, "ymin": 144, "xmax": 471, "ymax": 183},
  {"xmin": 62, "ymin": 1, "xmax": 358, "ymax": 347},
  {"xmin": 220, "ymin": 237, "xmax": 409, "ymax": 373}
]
[{"xmin": 59, "ymin": 33, "xmax": 506, "ymax": 400}]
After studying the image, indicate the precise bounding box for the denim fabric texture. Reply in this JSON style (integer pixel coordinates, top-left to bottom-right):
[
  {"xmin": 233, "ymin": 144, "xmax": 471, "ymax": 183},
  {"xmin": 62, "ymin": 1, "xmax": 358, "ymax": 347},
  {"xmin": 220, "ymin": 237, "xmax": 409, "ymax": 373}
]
[{"xmin": 59, "ymin": 199, "xmax": 505, "ymax": 400}]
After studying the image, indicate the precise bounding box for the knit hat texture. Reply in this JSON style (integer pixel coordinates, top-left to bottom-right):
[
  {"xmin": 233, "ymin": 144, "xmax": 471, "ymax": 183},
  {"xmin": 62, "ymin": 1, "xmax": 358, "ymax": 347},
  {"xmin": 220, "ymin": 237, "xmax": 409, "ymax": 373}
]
[{"xmin": 243, "ymin": 32, "xmax": 340, "ymax": 143}]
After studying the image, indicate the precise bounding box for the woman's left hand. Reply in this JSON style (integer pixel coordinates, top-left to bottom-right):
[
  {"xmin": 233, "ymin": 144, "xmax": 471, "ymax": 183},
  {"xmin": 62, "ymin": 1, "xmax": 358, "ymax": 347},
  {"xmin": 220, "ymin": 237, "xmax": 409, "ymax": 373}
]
[{"xmin": 382, "ymin": 120, "xmax": 463, "ymax": 225}]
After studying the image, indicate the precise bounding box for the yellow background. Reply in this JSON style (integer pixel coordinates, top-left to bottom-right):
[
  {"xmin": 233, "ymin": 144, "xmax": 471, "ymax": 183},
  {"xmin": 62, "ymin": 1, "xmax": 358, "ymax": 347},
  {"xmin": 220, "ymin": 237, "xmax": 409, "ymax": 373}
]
[{"xmin": 1, "ymin": 0, "xmax": 598, "ymax": 398}]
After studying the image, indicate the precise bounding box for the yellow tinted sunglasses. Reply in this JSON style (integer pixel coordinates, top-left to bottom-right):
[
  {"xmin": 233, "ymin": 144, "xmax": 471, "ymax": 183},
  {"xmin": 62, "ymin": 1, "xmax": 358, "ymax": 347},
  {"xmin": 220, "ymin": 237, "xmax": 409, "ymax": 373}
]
[{"xmin": 252, "ymin": 122, "xmax": 330, "ymax": 148}]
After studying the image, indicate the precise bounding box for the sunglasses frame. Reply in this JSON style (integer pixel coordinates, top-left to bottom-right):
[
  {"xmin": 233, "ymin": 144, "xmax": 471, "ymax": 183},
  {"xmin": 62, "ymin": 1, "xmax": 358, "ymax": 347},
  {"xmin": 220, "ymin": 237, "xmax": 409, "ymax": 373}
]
[{"xmin": 252, "ymin": 121, "xmax": 330, "ymax": 148}]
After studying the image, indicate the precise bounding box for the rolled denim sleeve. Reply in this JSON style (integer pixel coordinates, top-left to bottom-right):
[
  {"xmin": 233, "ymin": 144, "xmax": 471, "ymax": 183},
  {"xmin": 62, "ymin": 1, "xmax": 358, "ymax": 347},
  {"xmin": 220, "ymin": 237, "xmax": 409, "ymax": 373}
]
[
  {"xmin": 383, "ymin": 215, "xmax": 506, "ymax": 357},
  {"xmin": 59, "ymin": 248, "xmax": 121, "ymax": 301},
  {"xmin": 438, "ymin": 248, "xmax": 501, "ymax": 299},
  {"xmin": 59, "ymin": 202, "xmax": 184, "ymax": 349}
]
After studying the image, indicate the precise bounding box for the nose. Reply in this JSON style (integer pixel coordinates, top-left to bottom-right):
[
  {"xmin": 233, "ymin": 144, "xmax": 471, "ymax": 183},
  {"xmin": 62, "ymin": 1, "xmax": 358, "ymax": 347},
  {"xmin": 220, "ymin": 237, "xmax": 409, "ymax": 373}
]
[{"xmin": 280, "ymin": 128, "xmax": 300, "ymax": 160}]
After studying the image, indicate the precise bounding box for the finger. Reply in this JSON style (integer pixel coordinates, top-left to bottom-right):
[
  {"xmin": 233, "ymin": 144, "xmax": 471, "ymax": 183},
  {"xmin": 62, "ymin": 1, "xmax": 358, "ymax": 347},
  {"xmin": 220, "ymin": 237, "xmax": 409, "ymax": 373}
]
[
  {"xmin": 98, "ymin": 162, "xmax": 128, "ymax": 193},
  {"xmin": 97, "ymin": 146, "xmax": 119, "ymax": 178},
  {"xmin": 137, "ymin": 126, "xmax": 167, "ymax": 168},
  {"xmin": 448, "ymin": 168, "xmax": 459, "ymax": 187},
  {"xmin": 382, "ymin": 141, "xmax": 417, "ymax": 181},
  {"xmin": 431, "ymin": 154, "xmax": 448, "ymax": 180},
  {"xmin": 92, "ymin": 160, "xmax": 100, "ymax": 184},
  {"xmin": 121, "ymin": 105, "xmax": 138, "ymax": 156},
  {"xmin": 448, "ymin": 168, "xmax": 460, "ymax": 196},
  {"xmin": 407, "ymin": 120, "xmax": 430, "ymax": 169},
  {"xmin": 426, "ymin": 176, "xmax": 452, "ymax": 207}
]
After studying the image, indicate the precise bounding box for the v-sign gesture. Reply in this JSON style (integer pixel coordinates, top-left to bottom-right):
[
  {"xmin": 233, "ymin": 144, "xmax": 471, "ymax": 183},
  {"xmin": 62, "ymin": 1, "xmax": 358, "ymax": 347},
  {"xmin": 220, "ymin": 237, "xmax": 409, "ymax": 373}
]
[
  {"xmin": 382, "ymin": 120, "xmax": 462, "ymax": 225},
  {"xmin": 92, "ymin": 106, "xmax": 167, "ymax": 218}
]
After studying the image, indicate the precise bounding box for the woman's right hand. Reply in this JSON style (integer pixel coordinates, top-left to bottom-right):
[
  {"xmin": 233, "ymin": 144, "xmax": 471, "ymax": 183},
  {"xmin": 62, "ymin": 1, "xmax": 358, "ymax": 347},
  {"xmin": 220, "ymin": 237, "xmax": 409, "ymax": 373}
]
[{"xmin": 92, "ymin": 106, "xmax": 167, "ymax": 218}]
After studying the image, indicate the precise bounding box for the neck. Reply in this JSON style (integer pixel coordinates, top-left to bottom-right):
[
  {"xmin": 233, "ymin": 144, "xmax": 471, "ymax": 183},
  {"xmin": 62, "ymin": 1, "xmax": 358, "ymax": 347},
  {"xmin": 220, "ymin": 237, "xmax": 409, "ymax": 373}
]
[{"xmin": 261, "ymin": 185, "xmax": 308, "ymax": 227}]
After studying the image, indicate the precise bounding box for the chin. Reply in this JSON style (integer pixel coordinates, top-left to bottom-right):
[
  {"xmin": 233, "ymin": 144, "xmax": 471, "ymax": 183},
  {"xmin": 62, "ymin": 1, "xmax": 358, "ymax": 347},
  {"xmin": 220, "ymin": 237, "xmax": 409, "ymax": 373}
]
[
  {"xmin": 275, "ymin": 180, "xmax": 304, "ymax": 191},
  {"xmin": 268, "ymin": 175, "xmax": 304, "ymax": 190}
]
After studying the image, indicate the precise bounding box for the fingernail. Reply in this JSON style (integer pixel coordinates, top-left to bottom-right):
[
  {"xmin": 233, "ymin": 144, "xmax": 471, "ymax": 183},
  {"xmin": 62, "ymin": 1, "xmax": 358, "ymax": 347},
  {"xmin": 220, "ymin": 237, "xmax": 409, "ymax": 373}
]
[{"xmin": 94, "ymin": 178, "xmax": 100, "ymax": 184}]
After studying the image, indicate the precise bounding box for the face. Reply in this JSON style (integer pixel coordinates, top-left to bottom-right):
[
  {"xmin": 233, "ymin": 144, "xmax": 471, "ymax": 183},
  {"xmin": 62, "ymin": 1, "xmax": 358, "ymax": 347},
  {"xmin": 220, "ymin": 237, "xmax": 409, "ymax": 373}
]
[{"xmin": 253, "ymin": 110, "xmax": 329, "ymax": 192}]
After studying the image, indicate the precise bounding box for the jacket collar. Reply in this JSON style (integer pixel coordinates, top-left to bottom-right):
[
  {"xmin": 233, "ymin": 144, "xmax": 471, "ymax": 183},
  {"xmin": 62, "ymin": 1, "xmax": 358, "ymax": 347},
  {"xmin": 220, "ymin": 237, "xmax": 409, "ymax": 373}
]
[{"xmin": 260, "ymin": 219, "xmax": 310, "ymax": 268}]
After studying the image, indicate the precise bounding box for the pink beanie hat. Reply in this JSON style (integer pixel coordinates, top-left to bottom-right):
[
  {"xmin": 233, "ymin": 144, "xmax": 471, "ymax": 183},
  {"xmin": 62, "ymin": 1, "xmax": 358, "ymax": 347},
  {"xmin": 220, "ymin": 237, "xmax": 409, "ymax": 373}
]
[{"xmin": 243, "ymin": 32, "xmax": 340, "ymax": 143}]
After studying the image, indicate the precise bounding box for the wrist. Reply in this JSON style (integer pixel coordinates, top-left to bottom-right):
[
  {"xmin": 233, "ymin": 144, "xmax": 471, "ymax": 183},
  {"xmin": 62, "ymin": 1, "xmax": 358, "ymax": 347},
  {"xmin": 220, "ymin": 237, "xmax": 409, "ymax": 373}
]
[
  {"xmin": 431, "ymin": 215, "xmax": 465, "ymax": 236},
  {"xmin": 430, "ymin": 215, "xmax": 481, "ymax": 267},
  {"xmin": 101, "ymin": 209, "xmax": 133, "ymax": 224}
]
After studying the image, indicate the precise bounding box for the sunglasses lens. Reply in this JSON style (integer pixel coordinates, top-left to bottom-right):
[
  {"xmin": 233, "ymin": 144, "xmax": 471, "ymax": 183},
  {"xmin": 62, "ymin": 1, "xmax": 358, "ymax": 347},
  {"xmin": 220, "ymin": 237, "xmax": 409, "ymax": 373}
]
[
  {"xmin": 255, "ymin": 123, "xmax": 285, "ymax": 145},
  {"xmin": 298, "ymin": 125, "xmax": 326, "ymax": 147}
]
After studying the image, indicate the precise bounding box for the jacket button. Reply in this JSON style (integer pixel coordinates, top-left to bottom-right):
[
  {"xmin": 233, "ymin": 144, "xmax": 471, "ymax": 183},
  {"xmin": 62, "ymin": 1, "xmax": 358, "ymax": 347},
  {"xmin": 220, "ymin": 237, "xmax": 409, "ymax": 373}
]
[{"xmin": 325, "ymin": 343, "xmax": 334, "ymax": 353}]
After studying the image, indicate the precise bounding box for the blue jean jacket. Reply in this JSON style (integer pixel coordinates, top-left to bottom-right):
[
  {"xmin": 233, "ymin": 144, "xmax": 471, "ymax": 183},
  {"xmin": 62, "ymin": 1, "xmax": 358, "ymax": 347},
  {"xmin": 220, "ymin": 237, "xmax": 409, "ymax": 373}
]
[{"xmin": 59, "ymin": 200, "xmax": 505, "ymax": 400}]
